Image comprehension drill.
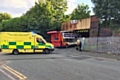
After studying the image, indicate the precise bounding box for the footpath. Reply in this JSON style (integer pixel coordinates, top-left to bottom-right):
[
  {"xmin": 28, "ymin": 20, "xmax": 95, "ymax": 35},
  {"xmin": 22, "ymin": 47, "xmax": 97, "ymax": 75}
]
[{"xmin": 68, "ymin": 47, "xmax": 120, "ymax": 61}]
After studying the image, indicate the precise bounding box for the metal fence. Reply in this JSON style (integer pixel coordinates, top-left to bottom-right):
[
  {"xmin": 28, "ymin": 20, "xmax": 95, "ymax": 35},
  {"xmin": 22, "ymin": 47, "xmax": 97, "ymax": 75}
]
[{"xmin": 82, "ymin": 37, "xmax": 120, "ymax": 55}]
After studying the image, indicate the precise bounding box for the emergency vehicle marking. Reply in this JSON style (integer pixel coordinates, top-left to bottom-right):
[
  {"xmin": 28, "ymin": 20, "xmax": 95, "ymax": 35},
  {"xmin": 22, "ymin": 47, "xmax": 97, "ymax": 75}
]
[{"xmin": 1, "ymin": 42, "xmax": 52, "ymax": 49}]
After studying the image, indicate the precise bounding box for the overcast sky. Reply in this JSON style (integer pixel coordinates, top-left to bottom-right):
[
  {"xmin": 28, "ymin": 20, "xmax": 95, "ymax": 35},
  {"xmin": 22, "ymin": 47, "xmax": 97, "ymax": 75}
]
[{"xmin": 0, "ymin": 0, "xmax": 94, "ymax": 18}]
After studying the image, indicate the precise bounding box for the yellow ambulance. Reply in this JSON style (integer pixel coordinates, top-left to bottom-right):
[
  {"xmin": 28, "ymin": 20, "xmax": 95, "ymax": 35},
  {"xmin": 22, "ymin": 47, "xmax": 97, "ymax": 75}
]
[{"xmin": 0, "ymin": 32, "xmax": 54, "ymax": 54}]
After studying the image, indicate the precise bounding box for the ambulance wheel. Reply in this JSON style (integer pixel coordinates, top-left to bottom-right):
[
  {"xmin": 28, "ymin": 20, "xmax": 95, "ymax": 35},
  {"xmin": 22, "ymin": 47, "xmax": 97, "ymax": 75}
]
[
  {"xmin": 12, "ymin": 49, "xmax": 19, "ymax": 55},
  {"xmin": 43, "ymin": 49, "xmax": 50, "ymax": 54}
]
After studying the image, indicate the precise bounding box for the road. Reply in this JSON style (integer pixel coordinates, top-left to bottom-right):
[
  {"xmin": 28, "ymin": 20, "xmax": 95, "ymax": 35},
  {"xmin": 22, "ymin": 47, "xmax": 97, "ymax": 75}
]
[{"xmin": 0, "ymin": 47, "xmax": 120, "ymax": 80}]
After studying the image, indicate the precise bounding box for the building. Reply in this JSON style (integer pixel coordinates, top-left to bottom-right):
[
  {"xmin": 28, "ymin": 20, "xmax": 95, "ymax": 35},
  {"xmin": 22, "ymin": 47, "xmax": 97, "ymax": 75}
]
[
  {"xmin": 61, "ymin": 18, "xmax": 91, "ymax": 37},
  {"xmin": 61, "ymin": 15, "xmax": 112, "ymax": 38}
]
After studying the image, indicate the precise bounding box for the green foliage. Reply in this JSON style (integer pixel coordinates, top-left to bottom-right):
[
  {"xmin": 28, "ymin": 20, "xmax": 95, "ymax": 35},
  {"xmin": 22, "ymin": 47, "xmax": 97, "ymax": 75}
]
[
  {"xmin": 0, "ymin": 12, "xmax": 11, "ymax": 31},
  {"xmin": 0, "ymin": 12, "xmax": 11, "ymax": 22},
  {"xmin": 91, "ymin": 0, "xmax": 120, "ymax": 29},
  {"xmin": 23, "ymin": 0, "xmax": 69, "ymax": 39},
  {"xmin": 0, "ymin": 23, "xmax": 2, "ymax": 31},
  {"xmin": 1, "ymin": 15, "xmax": 29, "ymax": 32},
  {"xmin": 71, "ymin": 3, "xmax": 91, "ymax": 20}
]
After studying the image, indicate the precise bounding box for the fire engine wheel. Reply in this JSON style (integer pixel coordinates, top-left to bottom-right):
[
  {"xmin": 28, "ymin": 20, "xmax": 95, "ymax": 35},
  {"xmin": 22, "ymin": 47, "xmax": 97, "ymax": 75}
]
[
  {"xmin": 65, "ymin": 44, "xmax": 68, "ymax": 48},
  {"xmin": 12, "ymin": 49, "xmax": 19, "ymax": 55},
  {"xmin": 43, "ymin": 49, "xmax": 50, "ymax": 54}
]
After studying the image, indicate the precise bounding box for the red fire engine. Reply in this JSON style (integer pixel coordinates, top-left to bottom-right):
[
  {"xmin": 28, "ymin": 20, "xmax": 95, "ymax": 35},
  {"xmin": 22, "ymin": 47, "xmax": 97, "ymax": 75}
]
[{"xmin": 47, "ymin": 31, "xmax": 76, "ymax": 47}]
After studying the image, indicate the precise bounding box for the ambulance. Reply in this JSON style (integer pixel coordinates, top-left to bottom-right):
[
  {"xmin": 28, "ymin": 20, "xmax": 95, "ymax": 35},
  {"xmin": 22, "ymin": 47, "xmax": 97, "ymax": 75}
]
[{"xmin": 0, "ymin": 32, "xmax": 54, "ymax": 54}]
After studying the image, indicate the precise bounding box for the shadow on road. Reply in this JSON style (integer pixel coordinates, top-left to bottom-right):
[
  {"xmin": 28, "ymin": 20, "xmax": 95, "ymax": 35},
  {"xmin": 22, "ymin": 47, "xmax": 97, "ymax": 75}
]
[
  {"xmin": 55, "ymin": 46, "xmax": 76, "ymax": 49},
  {"xmin": 2, "ymin": 52, "xmax": 58, "ymax": 56}
]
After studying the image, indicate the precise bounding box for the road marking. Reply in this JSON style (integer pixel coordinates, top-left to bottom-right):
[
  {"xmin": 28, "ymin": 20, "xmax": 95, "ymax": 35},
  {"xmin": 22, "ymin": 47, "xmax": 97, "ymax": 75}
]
[
  {"xmin": 2, "ymin": 65, "xmax": 27, "ymax": 80},
  {"xmin": 0, "ymin": 69, "xmax": 16, "ymax": 80}
]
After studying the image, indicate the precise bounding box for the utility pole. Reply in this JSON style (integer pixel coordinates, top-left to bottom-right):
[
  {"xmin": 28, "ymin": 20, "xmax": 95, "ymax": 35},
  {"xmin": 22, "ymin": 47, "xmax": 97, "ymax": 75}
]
[{"xmin": 97, "ymin": 22, "xmax": 100, "ymax": 52}]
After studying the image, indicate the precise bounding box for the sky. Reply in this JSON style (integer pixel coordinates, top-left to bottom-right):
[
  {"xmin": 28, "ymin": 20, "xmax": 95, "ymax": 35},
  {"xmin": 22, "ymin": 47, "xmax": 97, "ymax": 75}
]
[{"xmin": 0, "ymin": 0, "xmax": 94, "ymax": 18}]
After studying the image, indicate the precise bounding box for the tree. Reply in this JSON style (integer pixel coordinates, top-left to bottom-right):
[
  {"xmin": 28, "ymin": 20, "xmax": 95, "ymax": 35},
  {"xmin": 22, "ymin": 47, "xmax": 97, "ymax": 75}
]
[
  {"xmin": 23, "ymin": 0, "xmax": 69, "ymax": 39},
  {"xmin": 71, "ymin": 3, "xmax": 91, "ymax": 20},
  {"xmin": 0, "ymin": 12, "xmax": 11, "ymax": 31},
  {"xmin": 0, "ymin": 23, "xmax": 2, "ymax": 31},
  {"xmin": 1, "ymin": 16, "xmax": 28, "ymax": 32},
  {"xmin": 91, "ymin": 0, "xmax": 120, "ymax": 29},
  {"xmin": 0, "ymin": 12, "xmax": 11, "ymax": 22}
]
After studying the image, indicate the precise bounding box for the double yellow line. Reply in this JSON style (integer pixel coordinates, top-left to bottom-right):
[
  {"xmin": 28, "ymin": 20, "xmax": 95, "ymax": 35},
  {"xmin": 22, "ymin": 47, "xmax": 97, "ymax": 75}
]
[{"xmin": 2, "ymin": 65, "xmax": 27, "ymax": 80}]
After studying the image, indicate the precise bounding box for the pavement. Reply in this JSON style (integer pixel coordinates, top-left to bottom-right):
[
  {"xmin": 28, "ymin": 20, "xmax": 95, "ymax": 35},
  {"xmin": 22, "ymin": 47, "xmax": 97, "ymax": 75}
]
[{"xmin": 60, "ymin": 47, "xmax": 120, "ymax": 60}]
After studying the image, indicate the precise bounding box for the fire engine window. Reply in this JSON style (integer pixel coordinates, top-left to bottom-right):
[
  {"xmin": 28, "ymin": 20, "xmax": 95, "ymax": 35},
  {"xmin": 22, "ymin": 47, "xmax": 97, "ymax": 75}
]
[
  {"xmin": 64, "ymin": 38, "xmax": 75, "ymax": 42},
  {"xmin": 54, "ymin": 37, "xmax": 58, "ymax": 40}
]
